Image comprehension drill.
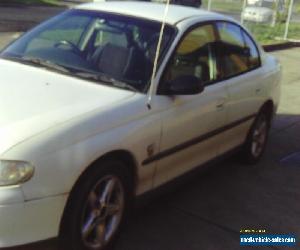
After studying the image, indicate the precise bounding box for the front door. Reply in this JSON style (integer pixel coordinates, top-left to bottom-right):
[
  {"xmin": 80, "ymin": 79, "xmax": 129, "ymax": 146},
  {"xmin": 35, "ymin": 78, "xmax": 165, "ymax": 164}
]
[{"xmin": 152, "ymin": 23, "xmax": 229, "ymax": 188}]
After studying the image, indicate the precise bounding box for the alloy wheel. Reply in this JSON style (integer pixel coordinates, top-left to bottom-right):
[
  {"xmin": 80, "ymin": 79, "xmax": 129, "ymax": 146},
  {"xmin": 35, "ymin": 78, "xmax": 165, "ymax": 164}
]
[
  {"xmin": 81, "ymin": 175, "xmax": 125, "ymax": 249},
  {"xmin": 251, "ymin": 116, "xmax": 268, "ymax": 158}
]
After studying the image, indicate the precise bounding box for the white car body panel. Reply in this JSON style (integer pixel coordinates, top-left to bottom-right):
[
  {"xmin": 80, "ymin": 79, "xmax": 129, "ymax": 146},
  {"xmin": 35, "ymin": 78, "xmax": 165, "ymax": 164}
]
[
  {"xmin": 0, "ymin": 2, "xmax": 281, "ymax": 247},
  {"xmin": 1, "ymin": 92, "xmax": 162, "ymax": 199},
  {"xmin": 152, "ymin": 82, "xmax": 228, "ymax": 187},
  {"xmin": 0, "ymin": 193, "xmax": 68, "ymax": 248},
  {"xmin": 247, "ymin": 0, "xmax": 260, "ymax": 5},
  {"xmin": 0, "ymin": 59, "xmax": 135, "ymax": 156},
  {"xmin": 220, "ymin": 68, "xmax": 264, "ymax": 152}
]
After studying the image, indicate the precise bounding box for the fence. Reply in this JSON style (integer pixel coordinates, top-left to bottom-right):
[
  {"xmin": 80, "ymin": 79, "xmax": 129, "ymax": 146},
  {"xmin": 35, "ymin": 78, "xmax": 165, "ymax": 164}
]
[
  {"xmin": 287, "ymin": 0, "xmax": 300, "ymax": 41},
  {"xmin": 200, "ymin": 0, "xmax": 300, "ymax": 44}
]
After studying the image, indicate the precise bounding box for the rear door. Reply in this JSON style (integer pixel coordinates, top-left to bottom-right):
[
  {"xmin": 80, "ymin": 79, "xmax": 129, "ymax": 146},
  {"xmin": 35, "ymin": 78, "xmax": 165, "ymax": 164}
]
[{"xmin": 215, "ymin": 21, "xmax": 265, "ymax": 154}]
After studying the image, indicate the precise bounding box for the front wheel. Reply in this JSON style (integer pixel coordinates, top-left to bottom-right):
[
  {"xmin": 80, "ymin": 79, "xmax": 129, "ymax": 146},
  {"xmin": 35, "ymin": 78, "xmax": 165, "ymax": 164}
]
[
  {"xmin": 241, "ymin": 112, "xmax": 270, "ymax": 164},
  {"xmin": 60, "ymin": 160, "xmax": 132, "ymax": 250}
]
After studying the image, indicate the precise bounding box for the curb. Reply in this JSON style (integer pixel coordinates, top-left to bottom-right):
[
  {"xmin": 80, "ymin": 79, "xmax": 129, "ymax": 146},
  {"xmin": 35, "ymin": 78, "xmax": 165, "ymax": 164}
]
[{"xmin": 263, "ymin": 42, "xmax": 300, "ymax": 52}]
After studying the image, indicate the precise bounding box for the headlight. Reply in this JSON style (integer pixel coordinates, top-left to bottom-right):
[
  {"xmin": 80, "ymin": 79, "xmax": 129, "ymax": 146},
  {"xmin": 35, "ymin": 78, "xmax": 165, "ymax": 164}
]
[{"xmin": 0, "ymin": 160, "xmax": 34, "ymax": 186}]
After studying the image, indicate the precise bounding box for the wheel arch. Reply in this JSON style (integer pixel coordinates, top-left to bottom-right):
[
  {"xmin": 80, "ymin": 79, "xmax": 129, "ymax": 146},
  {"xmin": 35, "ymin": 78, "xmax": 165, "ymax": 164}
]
[
  {"xmin": 98, "ymin": 150, "xmax": 139, "ymax": 192},
  {"xmin": 260, "ymin": 99, "xmax": 274, "ymax": 126},
  {"xmin": 59, "ymin": 149, "xmax": 138, "ymax": 237}
]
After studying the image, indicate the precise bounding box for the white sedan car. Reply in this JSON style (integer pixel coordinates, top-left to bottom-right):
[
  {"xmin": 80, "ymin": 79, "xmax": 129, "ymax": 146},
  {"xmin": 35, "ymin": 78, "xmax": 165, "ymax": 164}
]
[
  {"xmin": 0, "ymin": 2, "xmax": 281, "ymax": 250},
  {"xmin": 242, "ymin": 0, "xmax": 285, "ymax": 23},
  {"xmin": 242, "ymin": 5, "xmax": 274, "ymax": 22}
]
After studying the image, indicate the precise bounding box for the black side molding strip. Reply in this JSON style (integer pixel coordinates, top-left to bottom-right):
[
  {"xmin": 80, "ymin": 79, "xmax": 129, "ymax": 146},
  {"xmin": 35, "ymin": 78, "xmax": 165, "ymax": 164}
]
[{"xmin": 142, "ymin": 114, "xmax": 256, "ymax": 166}]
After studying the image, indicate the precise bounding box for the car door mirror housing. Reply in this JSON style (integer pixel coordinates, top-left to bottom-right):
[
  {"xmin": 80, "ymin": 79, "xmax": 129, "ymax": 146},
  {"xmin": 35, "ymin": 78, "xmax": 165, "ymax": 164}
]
[{"xmin": 163, "ymin": 75, "xmax": 204, "ymax": 95}]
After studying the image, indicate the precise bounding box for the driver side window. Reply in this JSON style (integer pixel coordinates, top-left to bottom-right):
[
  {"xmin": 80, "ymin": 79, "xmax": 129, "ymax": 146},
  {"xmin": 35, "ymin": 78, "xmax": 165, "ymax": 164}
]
[{"xmin": 163, "ymin": 24, "xmax": 217, "ymax": 86}]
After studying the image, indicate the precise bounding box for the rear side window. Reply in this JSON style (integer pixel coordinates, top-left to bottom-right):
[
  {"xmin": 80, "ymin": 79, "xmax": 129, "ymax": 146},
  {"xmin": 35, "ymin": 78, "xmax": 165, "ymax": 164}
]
[
  {"xmin": 243, "ymin": 31, "xmax": 260, "ymax": 70},
  {"xmin": 217, "ymin": 22, "xmax": 248, "ymax": 78},
  {"xmin": 216, "ymin": 22, "xmax": 260, "ymax": 79}
]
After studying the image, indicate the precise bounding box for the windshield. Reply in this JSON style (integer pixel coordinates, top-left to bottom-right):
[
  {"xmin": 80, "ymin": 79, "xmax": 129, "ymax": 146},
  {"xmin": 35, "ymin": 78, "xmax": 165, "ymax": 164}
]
[
  {"xmin": 261, "ymin": 2, "xmax": 273, "ymax": 8},
  {"xmin": 0, "ymin": 10, "xmax": 176, "ymax": 92},
  {"xmin": 257, "ymin": 1, "xmax": 273, "ymax": 8}
]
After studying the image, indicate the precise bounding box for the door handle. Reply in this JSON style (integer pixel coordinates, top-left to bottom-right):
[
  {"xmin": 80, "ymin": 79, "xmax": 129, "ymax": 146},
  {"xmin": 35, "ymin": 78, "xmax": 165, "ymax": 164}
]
[
  {"xmin": 216, "ymin": 98, "xmax": 226, "ymax": 110},
  {"xmin": 216, "ymin": 103, "xmax": 224, "ymax": 109},
  {"xmin": 255, "ymin": 88, "xmax": 261, "ymax": 94}
]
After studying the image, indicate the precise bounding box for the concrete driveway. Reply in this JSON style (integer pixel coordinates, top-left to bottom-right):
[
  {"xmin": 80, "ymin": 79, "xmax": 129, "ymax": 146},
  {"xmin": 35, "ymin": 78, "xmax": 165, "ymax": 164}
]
[{"xmin": 0, "ymin": 33, "xmax": 299, "ymax": 249}]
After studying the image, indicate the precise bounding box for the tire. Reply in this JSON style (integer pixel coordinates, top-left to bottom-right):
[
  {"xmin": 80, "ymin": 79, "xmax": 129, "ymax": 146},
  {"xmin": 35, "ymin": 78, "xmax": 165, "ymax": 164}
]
[
  {"xmin": 241, "ymin": 111, "xmax": 270, "ymax": 164},
  {"xmin": 59, "ymin": 159, "xmax": 133, "ymax": 250}
]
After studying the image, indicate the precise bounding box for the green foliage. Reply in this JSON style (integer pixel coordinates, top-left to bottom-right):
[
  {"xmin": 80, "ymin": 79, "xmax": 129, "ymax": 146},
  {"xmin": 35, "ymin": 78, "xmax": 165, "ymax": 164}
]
[
  {"xmin": 295, "ymin": 2, "xmax": 300, "ymax": 14},
  {"xmin": 244, "ymin": 22, "xmax": 300, "ymax": 44}
]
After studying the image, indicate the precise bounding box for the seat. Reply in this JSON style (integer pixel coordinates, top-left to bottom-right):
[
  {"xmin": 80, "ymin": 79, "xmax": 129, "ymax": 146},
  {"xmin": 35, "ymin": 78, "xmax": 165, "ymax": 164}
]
[
  {"xmin": 91, "ymin": 43, "xmax": 130, "ymax": 79},
  {"xmin": 123, "ymin": 46, "xmax": 149, "ymax": 83},
  {"xmin": 91, "ymin": 43, "xmax": 148, "ymax": 84}
]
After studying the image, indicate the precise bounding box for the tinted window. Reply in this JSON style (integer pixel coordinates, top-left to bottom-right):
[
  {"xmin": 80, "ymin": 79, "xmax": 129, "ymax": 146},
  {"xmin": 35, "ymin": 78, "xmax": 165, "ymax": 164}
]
[
  {"xmin": 243, "ymin": 31, "xmax": 260, "ymax": 70},
  {"xmin": 163, "ymin": 24, "xmax": 217, "ymax": 87},
  {"xmin": 94, "ymin": 28, "xmax": 128, "ymax": 48},
  {"xmin": 217, "ymin": 22, "xmax": 248, "ymax": 78}
]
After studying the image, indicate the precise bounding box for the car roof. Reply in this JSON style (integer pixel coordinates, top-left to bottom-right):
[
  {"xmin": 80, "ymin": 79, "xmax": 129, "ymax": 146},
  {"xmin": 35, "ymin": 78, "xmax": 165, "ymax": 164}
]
[{"xmin": 75, "ymin": 1, "xmax": 230, "ymax": 25}]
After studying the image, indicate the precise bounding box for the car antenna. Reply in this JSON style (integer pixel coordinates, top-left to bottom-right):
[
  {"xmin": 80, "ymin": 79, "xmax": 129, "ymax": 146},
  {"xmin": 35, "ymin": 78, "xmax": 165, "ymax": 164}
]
[{"xmin": 147, "ymin": 0, "xmax": 171, "ymax": 110}]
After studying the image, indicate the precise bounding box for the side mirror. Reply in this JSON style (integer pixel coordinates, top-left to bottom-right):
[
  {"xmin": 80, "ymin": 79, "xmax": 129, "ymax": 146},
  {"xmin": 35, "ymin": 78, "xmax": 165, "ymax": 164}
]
[{"xmin": 164, "ymin": 75, "xmax": 204, "ymax": 95}]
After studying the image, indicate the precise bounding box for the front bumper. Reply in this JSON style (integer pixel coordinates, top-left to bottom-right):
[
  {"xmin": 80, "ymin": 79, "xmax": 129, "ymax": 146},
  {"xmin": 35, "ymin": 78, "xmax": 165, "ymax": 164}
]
[{"xmin": 0, "ymin": 186, "xmax": 68, "ymax": 248}]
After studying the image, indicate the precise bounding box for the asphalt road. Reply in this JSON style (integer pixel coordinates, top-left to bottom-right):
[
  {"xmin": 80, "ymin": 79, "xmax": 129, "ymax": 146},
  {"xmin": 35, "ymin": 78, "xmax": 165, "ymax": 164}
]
[
  {"xmin": 0, "ymin": 36, "xmax": 300, "ymax": 249},
  {"xmin": 0, "ymin": 5, "xmax": 66, "ymax": 32},
  {"xmin": 0, "ymin": 1, "xmax": 91, "ymax": 32}
]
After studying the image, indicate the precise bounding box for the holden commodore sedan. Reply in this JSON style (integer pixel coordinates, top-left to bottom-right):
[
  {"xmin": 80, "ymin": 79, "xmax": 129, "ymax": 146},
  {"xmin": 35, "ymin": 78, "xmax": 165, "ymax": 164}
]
[{"xmin": 0, "ymin": 2, "xmax": 281, "ymax": 250}]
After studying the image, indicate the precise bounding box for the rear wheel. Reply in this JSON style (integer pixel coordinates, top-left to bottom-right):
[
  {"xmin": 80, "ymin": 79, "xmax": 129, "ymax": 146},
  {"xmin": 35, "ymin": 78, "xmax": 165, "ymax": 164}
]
[
  {"xmin": 60, "ymin": 159, "xmax": 132, "ymax": 250},
  {"xmin": 241, "ymin": 111, "xmax": 270, "ymax": 164}
]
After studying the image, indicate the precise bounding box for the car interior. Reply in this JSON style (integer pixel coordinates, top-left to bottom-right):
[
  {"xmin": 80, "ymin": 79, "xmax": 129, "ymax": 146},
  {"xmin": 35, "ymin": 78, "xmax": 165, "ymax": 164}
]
[{"xmin": 22, "ymin": 15, "xmax": 173, "ymax": 92}]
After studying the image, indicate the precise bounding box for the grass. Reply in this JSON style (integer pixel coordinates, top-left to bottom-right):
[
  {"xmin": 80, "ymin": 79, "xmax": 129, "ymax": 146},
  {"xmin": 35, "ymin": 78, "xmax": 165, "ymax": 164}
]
[
  {"xmin": 0, "ymin": 0, "xmax": 59, "ymax": 6},
  {"xmin": 295, "ymin": 1, "xmax": 300, "ymax": 14},
  {"xmin": 244, "ymin": 22, "xmax": 300, "ymax": 45}
]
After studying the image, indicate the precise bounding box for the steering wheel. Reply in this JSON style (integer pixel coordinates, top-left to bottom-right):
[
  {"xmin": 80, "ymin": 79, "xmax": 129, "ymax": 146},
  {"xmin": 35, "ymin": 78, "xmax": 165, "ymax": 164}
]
[{"xmin": 54, "ymin": 40, "xmax": 82, "ymax": 55}]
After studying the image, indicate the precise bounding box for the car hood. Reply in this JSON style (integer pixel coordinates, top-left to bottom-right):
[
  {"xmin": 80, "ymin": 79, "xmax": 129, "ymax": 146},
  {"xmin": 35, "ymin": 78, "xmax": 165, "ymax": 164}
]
[
  {"xmin": 244, "ymin": 6, "xmax": 273, "ymax": 15},
  {"xmin": 0, "ymin": 59, "xmax": 135, "ymax": 155}
]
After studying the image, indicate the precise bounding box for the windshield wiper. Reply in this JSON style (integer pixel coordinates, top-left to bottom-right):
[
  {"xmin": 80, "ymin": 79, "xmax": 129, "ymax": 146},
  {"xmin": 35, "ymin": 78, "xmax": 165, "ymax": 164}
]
[
  {"xmin": 21, "ymin": 57, "xmax": 71, "ymax": 73},
  {"xmin": 111, "ymin": 80, "xmax": 138, "ymax": 92},
  {"xmin": 75, "ymin": 72, "xmax": 138, "ymax": 92},
  {"xmin": 4, "ymin": 56, "xmax": 71, "ymax": 74}
]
